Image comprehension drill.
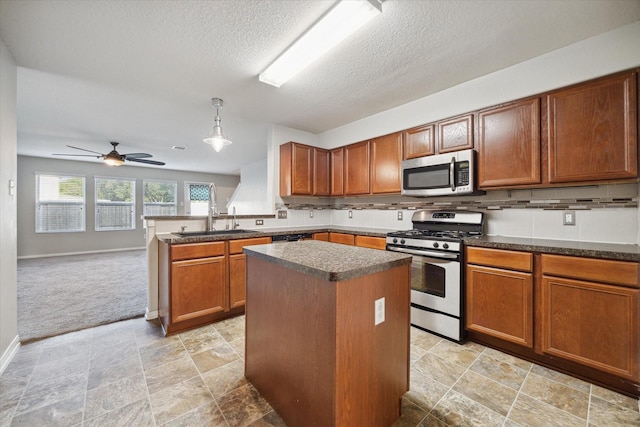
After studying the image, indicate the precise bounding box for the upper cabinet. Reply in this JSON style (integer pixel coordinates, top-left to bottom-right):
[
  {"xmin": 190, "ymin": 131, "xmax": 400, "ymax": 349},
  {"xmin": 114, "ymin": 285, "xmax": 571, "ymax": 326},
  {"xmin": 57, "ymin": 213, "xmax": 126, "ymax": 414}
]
[
  {"xmin": 370, "ymin": 132, "xmax": 402, "ymax": 194},
  {"xmin": 546, "ymin": 71, "xmax": 637, "ymax": 184},
  {"xmin": 344, "ymin": 141, "xmax": 370, "ymax": 195},
  {"xmin": 280, "ymin": 142, "xmax": 330, "ymax": 197},
  {"xmin": 330, "ymin": 147, "xmax": 344, "ymax": 196},
  {"xmin": 438, "ymin": 113, "xmax": 474, "ymax": 153},
  {"xmin": 478, "ymin": 98, "xmax": 541, "ymax": 188},
  {"xmin": 403, "ymin": 124, "xmax": 435, "ymax": 160}
]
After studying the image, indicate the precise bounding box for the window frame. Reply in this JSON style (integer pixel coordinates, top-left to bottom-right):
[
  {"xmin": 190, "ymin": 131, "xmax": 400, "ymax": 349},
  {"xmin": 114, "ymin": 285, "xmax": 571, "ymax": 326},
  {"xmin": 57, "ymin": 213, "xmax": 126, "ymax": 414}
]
[
  {"xmin": 184, "ymin": 181, "xmax": 211, "ymax": 216},
  {"xmin": 95, "ymin": 176, "xmax": 136, "ymax": 231},
  {"xmin": 35, "ymin": 172, "xmax": 86, "ymax": 234},
  {"xmin": 143, "ymin": 179, "xmax": 177, "ymax": 216}
]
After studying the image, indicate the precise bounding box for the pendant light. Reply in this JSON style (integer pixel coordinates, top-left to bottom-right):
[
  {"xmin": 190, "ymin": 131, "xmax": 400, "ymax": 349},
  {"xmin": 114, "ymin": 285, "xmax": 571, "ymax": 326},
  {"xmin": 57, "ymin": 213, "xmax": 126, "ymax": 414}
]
[{"xmin": 203, "ymin": 98, "xmax": 232, "ymax": 152}]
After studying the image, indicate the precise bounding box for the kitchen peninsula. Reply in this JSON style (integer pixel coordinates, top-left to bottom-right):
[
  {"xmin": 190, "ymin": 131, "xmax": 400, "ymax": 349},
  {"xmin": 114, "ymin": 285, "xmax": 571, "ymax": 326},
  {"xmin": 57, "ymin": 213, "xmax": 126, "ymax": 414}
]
[{"xmin": 243, "ymin": 240, "xmax": 412, "ymax": 427}]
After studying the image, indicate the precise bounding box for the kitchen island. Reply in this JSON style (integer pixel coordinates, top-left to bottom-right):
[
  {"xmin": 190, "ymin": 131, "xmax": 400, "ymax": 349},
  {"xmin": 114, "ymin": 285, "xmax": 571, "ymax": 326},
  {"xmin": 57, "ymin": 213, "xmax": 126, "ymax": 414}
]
[{"xmin": 244, "ymin": 240, "xmax": 412, "ymax": 427}]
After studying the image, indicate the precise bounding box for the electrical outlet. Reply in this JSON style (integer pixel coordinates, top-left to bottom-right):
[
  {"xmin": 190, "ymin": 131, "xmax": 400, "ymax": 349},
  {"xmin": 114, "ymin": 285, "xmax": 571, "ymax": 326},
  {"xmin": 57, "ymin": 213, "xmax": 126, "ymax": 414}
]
[
  {"xmin": 375, "ymin": 297, "xmax": 385, "ymax": 325},
  {"xmin": 277, "ymin": 210, "xmax": 287, "ymax": 219},
  {"xmin": 255, "ymin": 219, "xmax": 264, "ymax": 226},
  {"xmin": 563, "ymin": 210, "xmax": 576, "ymax": 226},
  {"xmin": 348, "ymin": 210, "xmax": 353, "ymax": 219},
  {"xmin": 397, "ymin": 211, "xmax": 403, "ymax": 221},
  {"xmin": 309, "ymin": 210, "xmax": 314, "ymax": 218}
]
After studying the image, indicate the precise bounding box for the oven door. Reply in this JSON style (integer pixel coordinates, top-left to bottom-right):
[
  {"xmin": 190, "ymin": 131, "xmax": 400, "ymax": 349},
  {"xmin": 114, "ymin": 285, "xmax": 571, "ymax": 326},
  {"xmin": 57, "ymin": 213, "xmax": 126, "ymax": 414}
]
[{"xmin": 409, "ymin": 253, "xmax": 461, "ymax": 317}]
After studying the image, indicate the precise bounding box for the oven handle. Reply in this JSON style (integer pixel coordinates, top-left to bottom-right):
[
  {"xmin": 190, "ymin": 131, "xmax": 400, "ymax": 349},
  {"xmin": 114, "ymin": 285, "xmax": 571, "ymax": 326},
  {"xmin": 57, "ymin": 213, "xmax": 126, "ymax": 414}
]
[
  {"xmin": 450, "ymin": 156, "xmax": 456, "ymax": 191},
  {"xmin": 387, "ymin": 246, "xmax": 459, "ymax": 260}
]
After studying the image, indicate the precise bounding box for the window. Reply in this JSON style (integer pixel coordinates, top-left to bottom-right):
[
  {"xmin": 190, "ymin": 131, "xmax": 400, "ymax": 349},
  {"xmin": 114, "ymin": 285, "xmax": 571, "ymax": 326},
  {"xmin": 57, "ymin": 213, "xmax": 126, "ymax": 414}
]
[
  {"xmin": 36, "ymin": 173, "xmax": 86, "ymax": 233},
  {"xmin": 185, "ymin": 182, "xmax": 211, "ymax": 216},
  {"xmin": 95, "ymin": 177, "xmax": 136, "ymax": 231},
  {"xmin": 143, "ymin": 179, "xmax": 177, "ymax": 216}
]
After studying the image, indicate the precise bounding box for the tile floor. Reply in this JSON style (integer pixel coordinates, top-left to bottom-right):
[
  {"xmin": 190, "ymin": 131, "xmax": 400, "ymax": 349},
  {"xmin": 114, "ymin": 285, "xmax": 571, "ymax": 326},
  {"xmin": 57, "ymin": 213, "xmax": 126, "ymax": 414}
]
[{"xmin": 1, "ymin": 315, "xmax": 638, "ymax": 427}]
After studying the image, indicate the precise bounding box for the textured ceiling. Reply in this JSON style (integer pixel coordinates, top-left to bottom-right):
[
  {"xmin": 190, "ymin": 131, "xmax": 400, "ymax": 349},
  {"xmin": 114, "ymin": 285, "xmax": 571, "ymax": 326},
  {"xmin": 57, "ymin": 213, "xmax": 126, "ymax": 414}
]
[{"xmin": 1, "ymin": 0, "xmax": 639, "ymax": 174}]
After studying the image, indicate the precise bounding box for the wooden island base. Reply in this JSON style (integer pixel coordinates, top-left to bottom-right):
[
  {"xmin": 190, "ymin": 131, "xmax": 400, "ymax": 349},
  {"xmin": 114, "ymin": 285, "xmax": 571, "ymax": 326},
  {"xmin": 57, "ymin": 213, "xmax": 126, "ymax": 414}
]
[{"xmin": 244, "ymin": 242, "xmax": 411, "ymax": 427}]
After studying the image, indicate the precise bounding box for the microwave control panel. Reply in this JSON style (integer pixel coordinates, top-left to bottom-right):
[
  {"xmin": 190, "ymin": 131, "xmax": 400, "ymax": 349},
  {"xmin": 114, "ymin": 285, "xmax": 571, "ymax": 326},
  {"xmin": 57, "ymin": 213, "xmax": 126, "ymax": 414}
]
[{"xmin": 454, "ymin": 161, "xmax": 470, "ymax": 192}]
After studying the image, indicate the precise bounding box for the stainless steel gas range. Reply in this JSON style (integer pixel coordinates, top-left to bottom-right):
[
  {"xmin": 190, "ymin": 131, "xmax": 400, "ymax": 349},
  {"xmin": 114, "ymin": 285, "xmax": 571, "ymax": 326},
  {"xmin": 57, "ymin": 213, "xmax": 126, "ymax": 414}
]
[{"xmin": 386, "ymin": 210, "xmax": 484, "ymax": 342}]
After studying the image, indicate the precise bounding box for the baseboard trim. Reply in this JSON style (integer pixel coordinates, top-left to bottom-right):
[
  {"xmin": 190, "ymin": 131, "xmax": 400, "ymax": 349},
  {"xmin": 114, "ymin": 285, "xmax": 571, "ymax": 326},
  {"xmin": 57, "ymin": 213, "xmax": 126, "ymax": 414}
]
[
  {"xmin": 0, "ymin": 335, "xmax": 20, "ymax": 376},
  {"xmin": 145, "ymin": 309, "xmax": 158, "ymax": 320},
  {"xmin": 18, "ymin": 247, "xmax": 146, "ymax": 260}
]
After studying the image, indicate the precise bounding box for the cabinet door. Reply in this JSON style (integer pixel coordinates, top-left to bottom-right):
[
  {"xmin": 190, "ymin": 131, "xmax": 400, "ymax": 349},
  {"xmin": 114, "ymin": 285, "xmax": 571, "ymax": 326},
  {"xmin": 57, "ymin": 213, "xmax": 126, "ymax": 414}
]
[
  {"xmin": 171, "ymin": 256, "xmax": 226, "ymax": 323},
  {"xmin": 354, "ymin": 235, "xmax": 386, "ymax": 250},
  {"xmin": 229, "ymin": 253, "xmax": 246, "ymax": 309},
  {"xmin": 370, "ymin": 132, "xmax": 402, "ymax": 194},
  {"xmin": 314, "ymin": 148, "xmax": 330, "ymax": 196},
  {"xmin": 466, "ymin": 265, "xmax": 533, "ymax": 348},
  {"xmin": 330, "ymin": 148, "xmax": 344, "ymax": 196},
  {"xmin": 313, "ymin": 232, "xmax": 329, "ymax": 241},
  {"xmin": 403, "ymin": 124, "xmax": 435, "ymax": 159},
  {"xmin": 344, "ymin": 141, "xmax": 370, "ymax": 195},
  {"xmin": 547, "ymin": 72, "xmax": 637, "ymax": 183},
  {"xmin": 478, "ymin": 99, "xmax": 541, "ymax": 188},
  {"xmin": 540, "ymin": 275, "xmax": 639, "ymax": 380},
  {"xmin": 280, "ymin": 142, "xmax": 313, "ymax": 196},
  {"xmin": 438, "ymin": 114, "xmax": 474, "ymax": 153}
]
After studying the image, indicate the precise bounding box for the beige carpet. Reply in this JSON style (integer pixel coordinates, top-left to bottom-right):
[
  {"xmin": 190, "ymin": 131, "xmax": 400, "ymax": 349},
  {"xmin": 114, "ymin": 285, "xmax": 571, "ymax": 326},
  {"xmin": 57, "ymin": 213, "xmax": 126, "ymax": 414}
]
[{"xmin": 17, "ymin": 249, "xmax": 147, "ymax": 342}]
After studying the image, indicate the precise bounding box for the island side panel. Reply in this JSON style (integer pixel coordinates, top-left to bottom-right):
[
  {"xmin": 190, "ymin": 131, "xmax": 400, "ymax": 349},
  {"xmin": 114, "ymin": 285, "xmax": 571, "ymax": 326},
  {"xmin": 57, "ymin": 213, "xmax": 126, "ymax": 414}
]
[
  {"xmin": 335, "ymin": 263, "xmax": 411, "ymax": 426},
  {"xmin": 245, "ymin": 256, "xmax": 337, "ymax": 427}
]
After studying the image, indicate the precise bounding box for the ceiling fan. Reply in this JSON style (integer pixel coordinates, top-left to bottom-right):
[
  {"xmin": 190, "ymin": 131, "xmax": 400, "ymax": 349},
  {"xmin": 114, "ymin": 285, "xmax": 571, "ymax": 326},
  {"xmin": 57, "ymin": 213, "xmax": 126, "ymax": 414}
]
[{"xmin": 53, "ymin": 142, "xmax": 165, "ymax": 166}]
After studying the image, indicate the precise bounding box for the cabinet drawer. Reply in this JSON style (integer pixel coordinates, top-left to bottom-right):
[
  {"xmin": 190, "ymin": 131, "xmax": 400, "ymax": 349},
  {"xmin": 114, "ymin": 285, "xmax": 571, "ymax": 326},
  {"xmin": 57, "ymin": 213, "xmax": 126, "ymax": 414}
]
[
  {"xmin": 542, "ymin": 254, "xmax": 639, "ymax": 288},
  {"xmin": 355, "ymin": 235, "xmax": 386, "ymax": 250},
  {"xmin": 228, "ymin": 237, "xmax": 272, "ymax": 254},
  {"xmin": 329, "ymin": 232, "xmax": 355, "ymax": 245},
  {"xmin": 466, "ymin": 247, "xmax": 532, "ymax": 272},
  {"xmin": 171, "ymin": 241, "xmax": 225, "ymax": 261}
]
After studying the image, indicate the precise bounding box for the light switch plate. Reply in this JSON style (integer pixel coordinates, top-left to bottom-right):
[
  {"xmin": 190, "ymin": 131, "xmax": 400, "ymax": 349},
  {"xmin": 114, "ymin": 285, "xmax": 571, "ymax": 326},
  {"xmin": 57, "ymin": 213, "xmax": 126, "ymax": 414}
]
[
  {"xmin": 563, "ymin": 210, "xmax": 576, "ymax": 226},
  {"xmin": 375, "ymin": 297, "xmax": 385, "ymax": 325},
  {"xmin": 348, "ymin": 210, "xmax": 353, "ymax": 219}
]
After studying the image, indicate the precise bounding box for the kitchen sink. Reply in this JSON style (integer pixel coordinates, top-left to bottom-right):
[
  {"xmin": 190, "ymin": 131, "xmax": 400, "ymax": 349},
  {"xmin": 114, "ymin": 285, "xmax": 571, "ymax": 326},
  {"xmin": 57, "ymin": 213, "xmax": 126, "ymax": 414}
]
[{"xmin": 175, "ymin": 229, "xmax": 255, "ymax": 237}]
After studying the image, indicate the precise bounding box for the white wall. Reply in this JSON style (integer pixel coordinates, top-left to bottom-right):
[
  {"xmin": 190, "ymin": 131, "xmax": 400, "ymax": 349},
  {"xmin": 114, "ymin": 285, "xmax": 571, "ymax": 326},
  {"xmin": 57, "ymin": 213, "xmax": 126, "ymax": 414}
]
[
  {"xmin": 17, "ymin": 155, "xmax": 240, "ymax": 257},
  {"xmin": 0, "ymin": 37, "xmax": 19, "ymax": 371},
  {"xmin": 227, "ymin": 158, "xmax": 271, "ymax": 215}
]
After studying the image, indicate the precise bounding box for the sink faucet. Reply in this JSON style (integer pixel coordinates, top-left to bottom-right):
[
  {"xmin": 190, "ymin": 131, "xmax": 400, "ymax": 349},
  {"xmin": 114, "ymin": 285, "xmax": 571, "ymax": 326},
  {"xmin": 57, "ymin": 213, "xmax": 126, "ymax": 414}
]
[
  {"xmin": 232, "ymin": 206, "xmax": 238, "ymax": 230},
  {"xmin": 207, "ymin": 183, "xmax": 219, "ymax": 231}
]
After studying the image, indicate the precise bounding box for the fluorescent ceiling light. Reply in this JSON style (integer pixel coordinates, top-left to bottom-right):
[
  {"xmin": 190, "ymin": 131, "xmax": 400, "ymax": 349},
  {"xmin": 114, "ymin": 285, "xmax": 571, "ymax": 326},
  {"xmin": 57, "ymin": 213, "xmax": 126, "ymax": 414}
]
[{"xmin": 259, "ymin": 0, "xmax": 382, "ymax": 88}]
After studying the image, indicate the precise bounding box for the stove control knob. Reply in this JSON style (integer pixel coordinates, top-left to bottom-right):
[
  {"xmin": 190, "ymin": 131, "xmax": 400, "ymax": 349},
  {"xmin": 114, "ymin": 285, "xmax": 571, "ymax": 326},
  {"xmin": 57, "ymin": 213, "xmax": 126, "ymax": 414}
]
[
  {"xmin": 400, "ymin": 239, "xmax": 406, "ymax": 245},
  {"xmin": 433, "ymin": 242, "xmax": 439, "ymax": 248},
  {"xmin": 393, "ymin": 238, "xmax": 398, "ymax": 244},
  {"xmin": 443, "ymin": 243, "xmax": 449, "ymax": 249}
]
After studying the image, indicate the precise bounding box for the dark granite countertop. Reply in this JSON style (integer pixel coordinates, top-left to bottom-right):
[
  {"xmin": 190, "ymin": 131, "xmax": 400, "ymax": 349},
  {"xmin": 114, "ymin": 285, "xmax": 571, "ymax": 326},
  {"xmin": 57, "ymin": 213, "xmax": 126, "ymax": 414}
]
[
  {"xmin": 465, "ymin": 236, "xmax": 640, "ymax": 262},
  {"xmin": 243, "ymin": 240, "xmax": 411, "ymax": 282},
  {"xmin": 156, "ymin": 225, "xmax": 392, "ymax": 244}
]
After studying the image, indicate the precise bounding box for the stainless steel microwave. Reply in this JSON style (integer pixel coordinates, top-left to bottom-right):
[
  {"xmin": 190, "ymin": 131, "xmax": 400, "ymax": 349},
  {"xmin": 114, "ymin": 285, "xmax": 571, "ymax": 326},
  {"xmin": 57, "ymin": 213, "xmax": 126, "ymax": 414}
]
[{"xmin": 401, "ymin": 149, "xmax": 477, "ymax": 197}]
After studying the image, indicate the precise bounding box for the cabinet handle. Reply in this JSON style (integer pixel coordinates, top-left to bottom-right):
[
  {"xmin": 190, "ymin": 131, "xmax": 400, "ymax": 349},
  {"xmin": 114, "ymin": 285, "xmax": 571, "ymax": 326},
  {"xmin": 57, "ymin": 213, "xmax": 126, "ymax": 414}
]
[{"xmin": 450, "ymin": 157, "xmax": 456, "ymax": 191}]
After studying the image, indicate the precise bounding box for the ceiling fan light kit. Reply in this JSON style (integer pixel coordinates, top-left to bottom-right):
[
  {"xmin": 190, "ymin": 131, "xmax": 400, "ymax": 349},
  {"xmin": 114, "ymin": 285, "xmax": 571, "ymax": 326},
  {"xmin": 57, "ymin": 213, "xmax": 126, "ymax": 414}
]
[
  {"xmin": 258, "ymin": 0, "xmax": 382, "ymax": 88},
  {"xmin": 203, "ymin": 97, "xmax": 233, "ymax": 152}
]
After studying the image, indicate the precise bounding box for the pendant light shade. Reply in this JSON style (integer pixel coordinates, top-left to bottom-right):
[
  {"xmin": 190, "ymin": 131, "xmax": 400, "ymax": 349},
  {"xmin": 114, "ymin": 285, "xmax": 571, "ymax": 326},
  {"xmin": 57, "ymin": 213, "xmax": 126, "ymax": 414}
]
[{"xmin": 203, "ymin": 98, "xmax": 232, "ymax": 152}]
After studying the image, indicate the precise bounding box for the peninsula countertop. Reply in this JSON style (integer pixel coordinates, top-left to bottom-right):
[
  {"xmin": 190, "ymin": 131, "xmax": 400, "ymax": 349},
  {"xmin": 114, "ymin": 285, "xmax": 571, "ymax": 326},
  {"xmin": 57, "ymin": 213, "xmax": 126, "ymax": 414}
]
[{"xmin": 243, "ymin": 240, "xmax": 411, "ymax": 282}]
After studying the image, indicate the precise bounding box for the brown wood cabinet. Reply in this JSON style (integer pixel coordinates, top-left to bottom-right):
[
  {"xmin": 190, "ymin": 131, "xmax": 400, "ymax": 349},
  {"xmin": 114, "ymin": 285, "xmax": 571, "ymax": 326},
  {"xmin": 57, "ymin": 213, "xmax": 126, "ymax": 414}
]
[
  {"xmin": 330, "ymin": 147, "xmax": 344, "ymax": 196},
  {"xmin": 329, "ymin": 232, "xmax": 355, "ymax": 245},
  {"xmin": 403, "ymin": 124, "xmax": 435, "ymax": 159},
  {"xmin": 478, "ymin": 98, "xmax": 541, "ymax": 188},
  {"xmin": 313, "ymin": 232, "xmax": 329, "ymax": 241},
  {"xmin": 466, "ymin": 247, "xmax": 534, "ymax": 348},
  {"xmin": 344, "ymin": 141, "xmax": 370, "ymax": 195},
  {"xmin": 280, "ymin": 142, "xmax": 312, "ymax": 196},
  {"xmin": 228, "ymin": 237, "xmax": 272, "ymax": 309},
  {"xmin": 546, "ymin": 71, "xmax": 638, "ymax": 184},
  {"xmin": 370, "ymin": 132, "xmax": 402, "ymax": 194},
  {"xmin": 354, "ymin": 235, "xmax": 386, "ymax": 250},
  {"xmin": 159, "ymin": 241, "xmax": 228, "ymax": 334},
  {"xmin": 438, "ymin": 113, "xmax": 474, "ymax": 153},
  {"xmin": 540, "ymin": 254, "xmax": 639, "ymax": 381},
  {"xmin": 313, "ymin": 148, "xmax": 330, "ymax": 196}
]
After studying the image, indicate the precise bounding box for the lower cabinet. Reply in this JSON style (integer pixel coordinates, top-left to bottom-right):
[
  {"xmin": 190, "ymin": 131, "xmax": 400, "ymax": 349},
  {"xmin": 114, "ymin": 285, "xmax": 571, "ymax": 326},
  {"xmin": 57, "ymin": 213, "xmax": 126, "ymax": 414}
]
[
  {"xmin": 313, "ymin": 232, "xmax": 329, "ymax": 241},
  {"xmin": 329, "ymin": 232, "xmax": 355, "ymax": 245},
  {"xmin": 159, "ymin": 236, "xmax": 271, "ymax": 335},
  {"xmin": 465, "ymin": 247, "xmax": 640, "ymax": 396},
  {"xmin": 354, "ymin": 235, "xmax": 387, "ymax": 250},
  {"xmin": 466, "ymin": 247, "xmax": 533, "ymax": 348}
]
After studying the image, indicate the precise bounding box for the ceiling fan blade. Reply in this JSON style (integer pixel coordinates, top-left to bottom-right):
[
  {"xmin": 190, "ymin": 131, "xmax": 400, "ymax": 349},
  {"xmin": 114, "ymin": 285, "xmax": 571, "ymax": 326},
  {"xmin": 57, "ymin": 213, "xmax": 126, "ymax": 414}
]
[
  {"xmin": 53, "ymin": 153, "xmax": 102, "ymax": 158},
  {"xmin": 123, "ymin": 153, "xmax": 152, "ymax": 159},
  {"xmin": 127, "ymin": 158, "xmax": 165, "ymax": 166},
  {"xmin": 65, "ymin": 145, "xmax": 105, "ymax": 155}
]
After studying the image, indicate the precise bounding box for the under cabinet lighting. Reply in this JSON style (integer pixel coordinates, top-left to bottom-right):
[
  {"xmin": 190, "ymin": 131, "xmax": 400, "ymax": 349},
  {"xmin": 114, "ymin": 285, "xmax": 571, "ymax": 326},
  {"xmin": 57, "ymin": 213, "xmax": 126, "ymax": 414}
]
[{"xmin": 259, "ymin": 0, "xmax": 382, "ymax": 88}]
